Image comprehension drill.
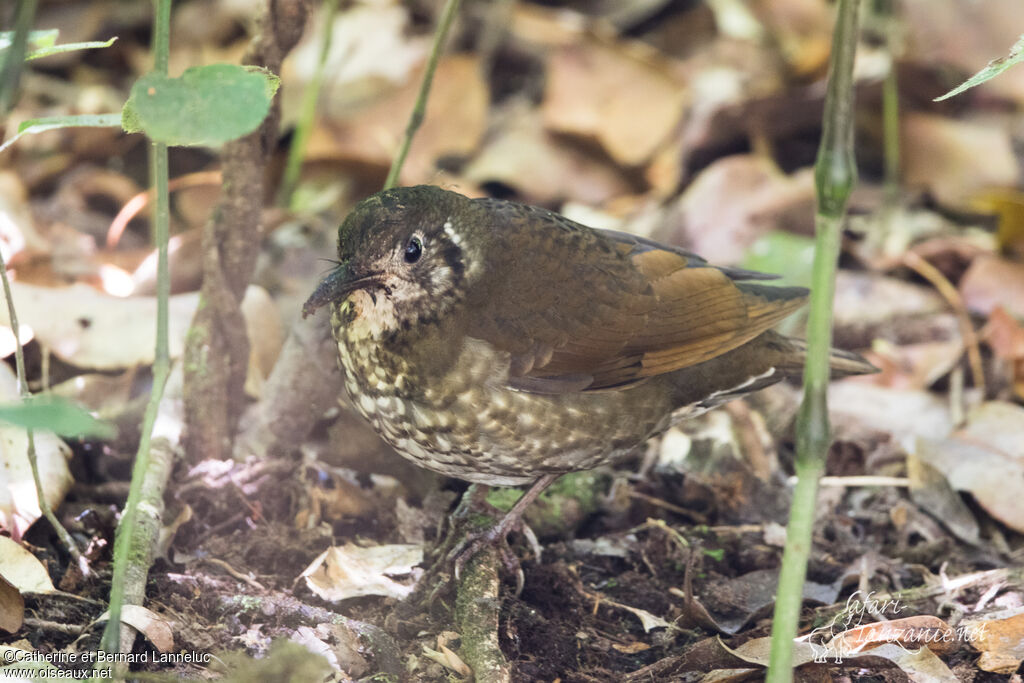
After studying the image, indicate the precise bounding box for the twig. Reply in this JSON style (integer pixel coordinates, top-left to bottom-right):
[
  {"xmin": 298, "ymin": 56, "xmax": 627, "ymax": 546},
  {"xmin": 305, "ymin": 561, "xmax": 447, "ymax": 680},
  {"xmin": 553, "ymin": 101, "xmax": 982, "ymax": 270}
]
[
  {"xmin": 814, "ymin": 475, "xmax": 909, "ymax": 488},
  {"xmin": 202, "ymin": 557, "xmax": 266, "ymax": 590},
  {"xmin": 902, "ymin": 251, "xmax": 986, "ymax": 395},
  {"xmin": 21, "ymin": 618, "xmax": 85, "ymax": 636},
  {"xmin": 382, "ymin": 0, "xmax": 462, "ymax": 189},
  {"xmin": 278, "ymin": 0, "xmax": 340, "ymax": 207}
]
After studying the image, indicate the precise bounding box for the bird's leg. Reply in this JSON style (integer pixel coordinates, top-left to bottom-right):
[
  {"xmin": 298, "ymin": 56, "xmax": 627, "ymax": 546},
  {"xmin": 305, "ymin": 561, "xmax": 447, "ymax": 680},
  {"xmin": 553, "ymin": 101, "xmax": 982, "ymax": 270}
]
[{"xmin": 451, "ymin": 473, "xmax": 560, "ymax": 590}]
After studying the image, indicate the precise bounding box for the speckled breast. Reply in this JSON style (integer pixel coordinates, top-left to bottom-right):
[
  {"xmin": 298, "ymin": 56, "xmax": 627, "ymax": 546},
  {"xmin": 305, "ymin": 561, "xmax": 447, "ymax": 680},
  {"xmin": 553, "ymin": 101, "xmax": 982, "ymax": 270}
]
[{"xmin": 333, "ymin": 315, "xmax": 676, "ymax": 487}]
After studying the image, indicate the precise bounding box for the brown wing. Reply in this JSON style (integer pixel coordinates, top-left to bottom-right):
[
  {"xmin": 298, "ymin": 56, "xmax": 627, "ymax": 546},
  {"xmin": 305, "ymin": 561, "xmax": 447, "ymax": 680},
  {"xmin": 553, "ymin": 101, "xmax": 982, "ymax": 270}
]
[{"xmin": 464, "ymin": 200, "xmax": 807, "ymax": 392}]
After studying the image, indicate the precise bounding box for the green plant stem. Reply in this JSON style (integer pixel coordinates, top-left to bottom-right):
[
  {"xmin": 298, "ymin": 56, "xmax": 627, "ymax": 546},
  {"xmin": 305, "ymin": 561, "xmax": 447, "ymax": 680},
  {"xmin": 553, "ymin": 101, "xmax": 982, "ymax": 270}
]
[
  {"xmin": 0, "ymin": 0, "xmax": 37, "ymax": 113},
  {"xmin": 0, "ymin": 253, "xmax": 86, "ymax": 575},
  {"xmin": 882, "ymin": 13, "xmax": 900, "ymax": 207},
  {"xmin": 766, "ymin": 0, "xmax": 860, "ymax": 680},
  {"xmin": 151, "ymin": 0, "xmax": 170, "ymax": 75},
  {"xmin": 98, "ymin": 0, "xmax": 172, "ymax": 659},
  {"xmin": 382, "ymin": 0, "xmax": 461, "ymax": 190},
  {"xmin": 278, "ymin": 0, "xmax": 339, "ymax": 208}
]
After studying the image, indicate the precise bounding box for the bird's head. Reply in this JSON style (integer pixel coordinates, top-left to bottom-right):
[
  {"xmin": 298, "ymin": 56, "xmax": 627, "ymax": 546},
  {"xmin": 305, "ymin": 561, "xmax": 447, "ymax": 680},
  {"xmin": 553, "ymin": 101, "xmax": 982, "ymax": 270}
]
[{"xmin": 303, "ymin": 186, "xmax": 482, "ymax": 338}]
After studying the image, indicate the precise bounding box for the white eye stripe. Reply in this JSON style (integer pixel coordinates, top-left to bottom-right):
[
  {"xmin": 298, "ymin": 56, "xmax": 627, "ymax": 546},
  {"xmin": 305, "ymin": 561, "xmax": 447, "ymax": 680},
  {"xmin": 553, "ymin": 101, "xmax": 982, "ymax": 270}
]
[{"xmin": 442, "ymin": 218, "xmax": 462, "ymax": 245}]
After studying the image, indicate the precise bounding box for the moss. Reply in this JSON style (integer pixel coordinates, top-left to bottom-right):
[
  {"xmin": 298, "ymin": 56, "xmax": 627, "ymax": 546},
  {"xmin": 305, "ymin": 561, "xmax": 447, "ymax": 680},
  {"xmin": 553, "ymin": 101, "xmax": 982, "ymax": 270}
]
[
  {"xmin": 532, "ymin": 471, "xmax": 609, "ymax": 538},
  {"xmin": 226, "ymin": 594, "xmax": 263, "ymax": 614},
  {"xmin": 454, "ymin": 551, "xmax": 509, "ymax": 681},
  {"xmin": 485, "ymin": 487, "xmax": 522, "ymax": 512}
]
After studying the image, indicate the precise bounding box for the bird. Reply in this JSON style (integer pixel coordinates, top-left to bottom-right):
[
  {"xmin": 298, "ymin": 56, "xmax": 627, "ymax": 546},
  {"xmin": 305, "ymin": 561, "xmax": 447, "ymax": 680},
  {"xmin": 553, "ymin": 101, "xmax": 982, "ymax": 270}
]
[{"xmin": 303, "ymin": 185, "xmax": 874, "ymax": 574}]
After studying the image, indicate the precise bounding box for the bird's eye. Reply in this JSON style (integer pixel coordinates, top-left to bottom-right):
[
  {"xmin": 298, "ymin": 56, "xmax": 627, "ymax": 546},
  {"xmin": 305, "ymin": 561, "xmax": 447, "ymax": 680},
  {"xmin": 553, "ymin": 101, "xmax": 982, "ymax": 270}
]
[{"xmin": 404, "ymin": 236, "xmax": 423, "ymax": 264}]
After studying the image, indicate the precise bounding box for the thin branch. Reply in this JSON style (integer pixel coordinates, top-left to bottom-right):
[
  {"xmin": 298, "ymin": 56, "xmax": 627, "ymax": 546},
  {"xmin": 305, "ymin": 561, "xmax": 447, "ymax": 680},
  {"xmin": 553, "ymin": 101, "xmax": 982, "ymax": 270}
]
[
  {"xmin": 382, "ymin": 0, "xmax": 462, "ymax": 190},
  {"xmin": 278, "ymin": 0, "xmax": 340, "ymax": 207}
]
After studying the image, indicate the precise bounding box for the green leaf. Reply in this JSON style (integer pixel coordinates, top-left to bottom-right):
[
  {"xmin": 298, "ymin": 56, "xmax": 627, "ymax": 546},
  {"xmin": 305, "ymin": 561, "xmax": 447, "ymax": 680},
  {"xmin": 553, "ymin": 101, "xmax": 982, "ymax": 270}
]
[
  {"xmin": 741, "ymin": 230, "xmax": 816, "ymax": 290},
  {"xmin": 0, "ymin": 113, "xmax": 122, "ymax": 154},
  {"xmin": 27, "ymin": 37, "xmax": 117, "ymax": 60},
  {"xmin": 0, "ymin": 396, "xmax": 116, "ymax": 439},
  {"xmin": 0, "ymin": 29, "xmax": 115, "ymax": 60},
  {"xmin": 122, "ymin": 64, "xmax": 280, "ymax": 147},
  {"xmin": 934, "ymin": 34, "xmax": 1024, "ymax": 102}
]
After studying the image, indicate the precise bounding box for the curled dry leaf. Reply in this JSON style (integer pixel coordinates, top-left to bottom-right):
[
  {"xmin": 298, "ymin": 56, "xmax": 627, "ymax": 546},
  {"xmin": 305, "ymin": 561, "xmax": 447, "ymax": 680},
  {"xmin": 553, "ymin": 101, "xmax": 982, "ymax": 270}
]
[
  {"xmin": 97, "ymin": 604, "xmax": 174, "ymax": 653},
  {"xmin": 960, "ymin": 606, "xmax": 1024, "ymax": 674},
  {"xmin": 299, "ymin": 543, "xmax": 423, "ymax": 602},
  {"xmin": 422, "ymin": 643, "xmax": 471, "ymax": 677},
  {"xmin": 825, "ymin": 615, "xmax": 957, "ymax": 655},
  {"xmin": 0, "ymin": 573, "xmax": 23, "ymax": 634},
  {"xmin": 0, "ymin": 536, "xmax": 55, "ymax": 593}
]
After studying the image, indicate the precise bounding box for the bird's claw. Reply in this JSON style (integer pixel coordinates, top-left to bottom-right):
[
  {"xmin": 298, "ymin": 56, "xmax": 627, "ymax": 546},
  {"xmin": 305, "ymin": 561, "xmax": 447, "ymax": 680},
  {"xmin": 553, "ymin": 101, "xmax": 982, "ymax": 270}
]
[{"xmin": 449, "ymin": 524, "xmax": 530, "ymax": 596}]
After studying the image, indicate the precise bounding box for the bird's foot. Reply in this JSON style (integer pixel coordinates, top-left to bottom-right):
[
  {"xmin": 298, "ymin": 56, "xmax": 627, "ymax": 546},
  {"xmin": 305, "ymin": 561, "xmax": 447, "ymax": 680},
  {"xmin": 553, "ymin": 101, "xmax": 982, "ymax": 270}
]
[
  {"xmin": 448, "ymin": 512, "xmax": 541, "ymax": 596},
  {"xmin": 408, "ymin": 475, "xmax": 560, "ymax": 611}
]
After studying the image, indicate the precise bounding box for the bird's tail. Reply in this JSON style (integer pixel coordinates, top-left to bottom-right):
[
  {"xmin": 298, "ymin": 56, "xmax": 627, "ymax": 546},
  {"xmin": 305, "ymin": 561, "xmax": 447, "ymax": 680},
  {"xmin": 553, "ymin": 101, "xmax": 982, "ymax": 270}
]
[{"xmin": 775, "ymin": 335, "xmax": 878, "ymax": 378}]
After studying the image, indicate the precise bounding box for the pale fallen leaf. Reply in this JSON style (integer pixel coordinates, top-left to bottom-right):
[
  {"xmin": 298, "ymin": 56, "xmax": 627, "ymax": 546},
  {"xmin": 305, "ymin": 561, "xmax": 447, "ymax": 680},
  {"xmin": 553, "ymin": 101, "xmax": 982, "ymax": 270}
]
[
  {"xmin": 828, "ymin": 382, "xmax": 953, "ymax": 447},
  {"xmin": 300, "ymin": 543, "xmax": 423, "ymax": 601},
  {"xmin": 0, "ymin": 573, "xmax": 24, "ymax": 634},
  {"xmin": 422, "ymin": 643, "xmax": 471, "ymax": 677},
  {"xmin": 612, "ymin": 641, "xmax": 651, "ymax": 654},
  {"xmin": 865, "ymin": 341, "xmax": 965, "ymax": 391},
  {"xmin": 241, "ymin": 284, "xmax": 284, "ymax": 398},
  {"xmin": 463, "ymin": 104, "xmax": 633, "ymax": 206},
  {"xmin": 313, "ymin": 56, "xmax": 488, "ymax": 185},
  {"xmin": 906, "ymin": 453, "xmax": 980, "ymax": 545},
  {"xmin": 863, "ymin": 643, "xmax": 959, "ymax": 682},
  {"xmin": 960, "ymin": 255, "xmax": 1024, "ymax": 319},
  {"xmin": 749, "ymin": 0, "xmax": 832, "ymax": 75},
  {"xmin": 618, "ymin": 603, "xmax": 672, "ymax": 633},
  {"xmin": 913, "ymin": 401, "xmax": 1024, "ymax": 533},
  {"xmin": 283, "ymin": 2, "xmax": 426, "ymax": 114},
  {"xmin": 0, "ymin": 171, "xmax": 50, "ymax": 261},
  {"xmin": 903, "ymin": 0, "xmax": 1024, "ymax": 102},
  {"xmin": 98, "ymin": 604, "xmax": 174, "ymax": 653},
  {"xmin": 825, "ymin": 615, "xmax": 956, "ymax": 655},
  {"xmin": 901, "ymin": 113, "xmax": 1019, "ymax": 209},
  {"xmin": 961, "ymin": 606, "xmax": 1024, "ymax": 674},
  {"xmin": 0, "ymin": 537, "xmax": 55, "ymax": 593},
  {"xmin": 730, "ymin": 634, "xmax": 958, "ymax": 679},
  {"xmin": 0, "ymin": 364, "xmax": 72, "ymax": 539},
  {"xmin": 661, "ymin": 155, "xmax": 814, "ymax": 264},
  {"xmin": 543, "ymin": 40, "xmax": 686, "ymax": 167},
  {"xmin": 0, "ymin": 282, "xmax": 274, "ymax": 372}
]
